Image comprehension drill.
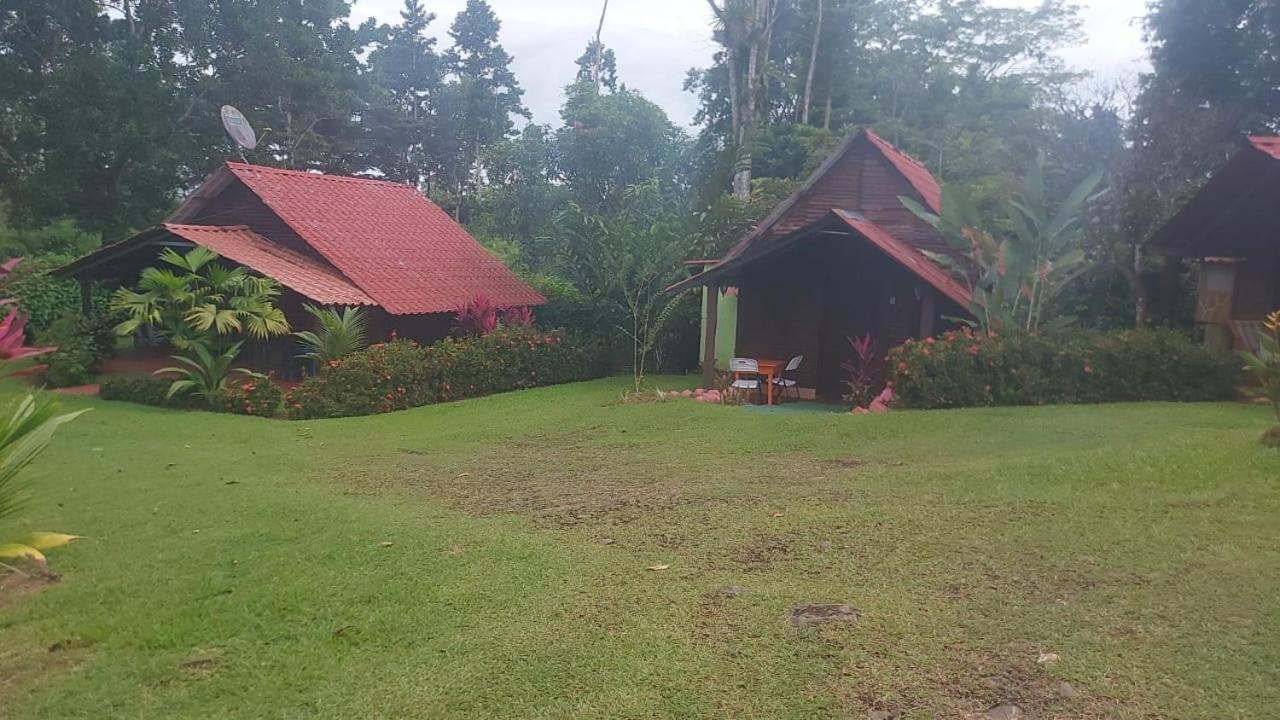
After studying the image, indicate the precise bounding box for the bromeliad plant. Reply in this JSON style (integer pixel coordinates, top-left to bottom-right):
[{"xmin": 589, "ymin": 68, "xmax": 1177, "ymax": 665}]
[
  {"xmin": 902, "ymin": 155, "xmax": 1106, "ymax": 334},
  {"xmin": 294, "ymin": 304, "xmax": 369, "ymax": 363},
  {"xmin": 1241, "ymin": 310, "xmax": 1280, "ymax": 435},
  {"xmin": 158, "ymin": 340, "xmax": 262, "ymax": 402}
]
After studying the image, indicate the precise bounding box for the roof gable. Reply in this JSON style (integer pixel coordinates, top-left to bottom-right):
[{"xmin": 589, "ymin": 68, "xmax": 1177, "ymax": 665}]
[
  {"xmin": 211, "ymin": 163, "xmax": 543, "ymax": 314},
  {"xmin": 721, "ymin": 129, "xmax": 944, "ymax": 265},
  {"xmin": 1149, "ymin": 136, "xmax": 1280, "ymax": 257}
]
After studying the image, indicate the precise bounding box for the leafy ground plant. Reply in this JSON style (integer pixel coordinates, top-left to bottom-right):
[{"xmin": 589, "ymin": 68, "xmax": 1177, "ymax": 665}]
[
  {"xmin": 1241, "ymin": 310, "xmax": 1280, "ymax": 443},
  {"xmin": 294, "ymin": 304, "xmax": 369, "ymax": 364},
  {"xmin": 158, "ymin": 341, "xmax": 261, "ymax": 402}
]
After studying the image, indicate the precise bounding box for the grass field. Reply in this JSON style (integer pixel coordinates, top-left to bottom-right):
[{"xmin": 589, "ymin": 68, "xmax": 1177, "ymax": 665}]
[{"xmin": 1, "ymin": 377, "xmax": 1277, "ymax": 719}]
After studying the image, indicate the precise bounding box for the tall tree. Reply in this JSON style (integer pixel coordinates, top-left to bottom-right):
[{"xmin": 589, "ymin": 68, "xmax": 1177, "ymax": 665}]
[
  {"xmin": 366, "ymin": 0, "xmax": 444, "ymax": 185},
  {"xmin": 442, "ymin": 0, "xmax": 529, "ymax": 219},
  {"xmin": 705, "ymin": 0, "xmax": 782, "ymax": 199}
]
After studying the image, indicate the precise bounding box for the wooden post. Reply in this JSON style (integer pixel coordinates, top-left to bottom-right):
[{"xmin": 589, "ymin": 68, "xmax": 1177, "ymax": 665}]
[
  {"xmin": 79, "ymin": 278, "xmax": 93, "ymax": 315},
  {"xmin": 918, "ymin": 288, "xmax": 936, "ymax": 338},
  {"xmin": 702, "ymin": 284, "xmax": 719, "ymax": 389}
]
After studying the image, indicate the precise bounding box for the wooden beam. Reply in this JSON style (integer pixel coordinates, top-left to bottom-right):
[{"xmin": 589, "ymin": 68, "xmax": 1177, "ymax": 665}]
[
  {"xmin": 702, "ymin": 285, "xmax": 719, "ymax": 388},
  {"xmin": 918, "ymin": 287, "xmax": 936, "ymax": 338},
  {"xmin": 79, "ymin": 278, "xmax": 93, "ymax": 315}
]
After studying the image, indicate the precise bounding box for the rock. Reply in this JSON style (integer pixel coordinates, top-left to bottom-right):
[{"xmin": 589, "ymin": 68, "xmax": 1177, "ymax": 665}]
[
  {"xmin": 852, "ymin": 407, "xmax": 870, "ymax": 415},
  {"xmin": 681, "ymin": 389, "xmax": 694, "ymax": 398},
  {"xmin": 986, "ymin": 704, "xmax": 1024, "ymax": 720},
  {"xmin": 600, "ymin": 537, "xmax": 616, "ymax": 546},
  {"xmin": 789, "ymin": 603, "xmax": 859, "ymax": 628},
  {"xmin": 868, "ymin": 711, "xmax": 895, "ymax": 720},
  {"xmin": 694, "ymin": 388, "xmax": 706, "ymax": 396},
  {"xmin": 718, "ymin": 585, "xmax": 745, "ymax": 598},
  {"xmin": 1055, "ymin": 681, "xmax": 1081, "ymax": 700},
  {"xmin": 819, "ymin": 541, "xmax": 833, "ymax": 552},
  {"xmin": 1036, "ymin": 651, "xmax": 1059, "ymax": 665}
]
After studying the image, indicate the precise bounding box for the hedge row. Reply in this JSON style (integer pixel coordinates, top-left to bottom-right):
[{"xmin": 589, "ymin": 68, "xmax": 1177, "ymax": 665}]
[
  {"xmin": 285, "ymin": 325, "xmax": 607, "ymax": 419},
  {"xmin": 888, "ymin": 327, "xmax": 1241, "ymax": 409}
]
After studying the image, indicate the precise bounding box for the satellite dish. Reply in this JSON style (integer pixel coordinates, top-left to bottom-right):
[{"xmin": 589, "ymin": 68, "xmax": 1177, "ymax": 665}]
[{"xmin": 220, "ymin": 105, "xmax": 258, "ymax": 151}]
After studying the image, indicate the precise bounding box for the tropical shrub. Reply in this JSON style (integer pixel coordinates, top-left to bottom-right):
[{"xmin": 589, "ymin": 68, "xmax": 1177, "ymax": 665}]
[
  {"xmin": 841, "ymin": 334, "xmax": 879, "ymax": 408},
  {"xmin": 158, "ymin": 341, "xmax": 262, "ymax": 402},
  {"xmin": 287, "ymin": 325, "xmax": 606, "ymax": 419},
  {"xmin": 99, "ymin": 375, "xmax": 174, "ymax": 406},
  {"xmin": 902, "ymin": 155, "xmax": 1106, "ymax": 334},
  {"xmin": 111, "ymin": 247, "xmax": 289, "ymax": 351},
  {"xmin": 0, "ymin": 327, "xmax": 84, "ymax": 572},
  {"xmin": 293, "ymin": 304, "xmax": 369, "ymax": 364},
  {"xmin": 889, "ymin": 328, "xmax": 1240, "ymax": 409},
  {"xmin": 33, "ymin": 310, "xmax": 120, "ymax": 388},
  {"xmin": 0, "ymin": 256, "xmax": 113, "ymax": 336},
  {"xmin": 1241, "ymin": 310, "xmax": 1280, "ymax": 425},
  {"xmin": 211, "ymin": 374, "xmax": 286, "ymax": 418},
  {"xmin": 454, "ymin": 295, "xmax": 499, "ymax": 337}
]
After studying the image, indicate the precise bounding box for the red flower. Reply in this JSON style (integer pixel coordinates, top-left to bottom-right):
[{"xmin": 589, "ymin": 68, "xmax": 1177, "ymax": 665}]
[
  {"xmin": 967, "ymin": 345, "xmax": 979, "ymax": 356},
  {"xmin": 925, "ymin": 336, "xmax": 936, "ymax": 345},
  {"xmin": 1084, "ymin": 365, "xmax": 1093, "ymax": 374}
]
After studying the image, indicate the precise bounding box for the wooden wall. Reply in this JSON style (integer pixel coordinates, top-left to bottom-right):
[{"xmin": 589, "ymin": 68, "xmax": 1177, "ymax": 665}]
[
  {"xmin": 184, "ymin": 181, "xmax": 321, "ymax": 260},
  {"xmin": 734, "ymin": 233, "xmax": 956, "ymax": 400}
]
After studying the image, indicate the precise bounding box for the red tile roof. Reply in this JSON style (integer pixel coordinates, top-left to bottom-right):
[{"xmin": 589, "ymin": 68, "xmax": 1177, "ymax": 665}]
[
  {"xmin": 863, "ymin": 129, "xmax": 943, "ymax": 213},
  {"xmin": 162, "ymin": 224, "xmax": 374, "ymax": 306},
  {"xmin": 1248, "ymin": 135, "xmax": 1280, "ymax": 161},
  {"xmin": 223, "ymin": 162, "xmax": 544, "ymax": 315},
  {"xmin": 833, "ymin": 211, "xmax": 971, "ymax": 308}
]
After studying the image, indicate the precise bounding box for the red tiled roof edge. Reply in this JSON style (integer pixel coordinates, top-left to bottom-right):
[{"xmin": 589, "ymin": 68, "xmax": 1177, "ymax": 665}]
[
  {"xmin": 863, "ymin": 129, "xmax": 943, "ymax": 213},
  {"xmin": 833, "ymin": 210, "xmax": 971, "ymax": 309}
]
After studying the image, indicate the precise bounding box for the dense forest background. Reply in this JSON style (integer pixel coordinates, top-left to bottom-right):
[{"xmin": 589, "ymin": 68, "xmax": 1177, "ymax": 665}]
[{"xmin": 2, "ymin": 0, "xmax": 1278, "ymax": 370}]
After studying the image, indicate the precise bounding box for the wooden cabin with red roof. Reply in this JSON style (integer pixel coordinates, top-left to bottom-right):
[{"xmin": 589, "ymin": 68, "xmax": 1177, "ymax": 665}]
[
  {"xmin": 673, "ymin": 129, "xmax": 971, "ymax": 401},
  {"xmin": 55, "ymin": 162, "xmax": 543, "ymax": 375},
  {"xmin": 1148, "ymin": 136, "xmax": 1280, "ymax": 352}
]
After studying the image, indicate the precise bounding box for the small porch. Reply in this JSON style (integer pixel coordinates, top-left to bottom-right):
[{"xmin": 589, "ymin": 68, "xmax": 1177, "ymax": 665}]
[{"xmin": 680, "ymin": 211, "xmax": 970, "ymax": 403}]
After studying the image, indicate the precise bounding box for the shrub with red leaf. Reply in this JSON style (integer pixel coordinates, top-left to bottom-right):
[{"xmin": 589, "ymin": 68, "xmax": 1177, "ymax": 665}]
[
  {"xmin": 841, "ymin": 333, "xmax": 880, "ymax": 409},
  {"xmin": 0, "ymin": 303, "xmax": 55, "ymax": 368},
  {"xmin": 454, "ymin": 295, "xmax": 499, "ymax": 337}
]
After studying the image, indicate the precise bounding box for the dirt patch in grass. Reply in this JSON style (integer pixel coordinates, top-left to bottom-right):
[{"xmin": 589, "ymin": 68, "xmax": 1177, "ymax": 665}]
[
  {"xmin": 0, "ymin": 633, "xmax": 90, "ymax": 716},
  {"xmin": 357, "ymin": 432, "xmax": 854, "ymax": 529},
  {"xmin": 0, "ymin": 571, "xmax": 56, "ymax": 609}
]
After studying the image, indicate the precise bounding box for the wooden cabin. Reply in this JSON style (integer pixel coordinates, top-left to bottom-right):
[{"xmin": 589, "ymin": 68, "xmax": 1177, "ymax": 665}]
[
  {"xmin": 675, "ymin": 129, "xmax": 971, "ymax": 401},
  {"xmin": 55, "ymin": 162, "xmax": 544, "ymax": 376},
  {"xmin": 1148, "ymin": 136, "xmax": 1280, "ymax": 351}
]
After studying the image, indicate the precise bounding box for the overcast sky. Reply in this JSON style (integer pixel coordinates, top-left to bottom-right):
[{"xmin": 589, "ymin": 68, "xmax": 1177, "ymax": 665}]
[{"xmin": 350, "ymin": 0, "xmax": 1150, "ymax": 128}]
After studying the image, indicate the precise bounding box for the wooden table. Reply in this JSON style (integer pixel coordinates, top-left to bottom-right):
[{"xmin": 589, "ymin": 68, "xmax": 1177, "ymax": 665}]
[{"xmin": 755, "ymin": 358, "xmax": 787, "ymax": 406}]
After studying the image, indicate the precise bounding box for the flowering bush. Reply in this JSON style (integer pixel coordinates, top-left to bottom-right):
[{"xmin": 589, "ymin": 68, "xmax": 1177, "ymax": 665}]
[
  {"xmin": 211, "ymin": 374, "xmax": 286, "ymax": 418},
  {"xmin": 286, "ymin": 325, "xmax": 606, "ymax": 419},
  {"xmin": 889, "ymin": 327, "xmax": 1240, "ymax": 409}
]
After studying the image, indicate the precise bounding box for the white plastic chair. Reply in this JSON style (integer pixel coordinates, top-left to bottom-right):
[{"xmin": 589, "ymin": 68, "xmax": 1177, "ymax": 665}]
[
  {"xmin": 771, "ymin": 355, "xmax": 804, "ymax": 401},
  {"xmin": 729, "ymin": 357, "xmax": 761, "ymax": 400}
]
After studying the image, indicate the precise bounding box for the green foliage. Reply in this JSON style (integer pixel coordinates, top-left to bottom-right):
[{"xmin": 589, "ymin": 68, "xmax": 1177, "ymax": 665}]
[
  {"xmin": 157, "ymin": 341, "xmax": 262, "ymax": 403},
  {"xmin": 1240, "ymin": 311, "xmax": 1280, "ymax": 423},
  {"xmin": 34, "ymin": 314, "xmax": 96, "ymax": 388},
  {"xmin": 554, "ymin": 182, "xmax": 698, "ymax": 386},
  {"xmin": 99, "ymin": 375, "xmax": 178, "ymax": 407},
  {"xmin": 888, "ymin": 328, "xmax": 1241, "ymax": 410},
  {"xmin": 293, "ymin": 305, "xmax": 370, "ymax": 364},
  {"xmin": 286, "ymin": 325, "xmax": 606, "ymax": 419},
  {"xmin": 210, "ymin": 374, "xmax": 286, "ymax": 419},
  {"xmin": 0, "ymin": 390, "xmax": 86, "ymax": 569},
  {"xmin": 902, "ymin": 155, "xmax": 1106, "ymax": 333},
  {"xmin": 0, "ymin": 256, "xmax": 113, "ymax": 337},
  {"xmin": 111, "ymin": 247, "xmax": 289, "ymax": 351},
  {"xmin": 556, "ymin": 83, "xmax": 691, "ymax": 212},
  {"xmin": 0, "ymin": 217, "xmax": 100, "ymax": 259}
]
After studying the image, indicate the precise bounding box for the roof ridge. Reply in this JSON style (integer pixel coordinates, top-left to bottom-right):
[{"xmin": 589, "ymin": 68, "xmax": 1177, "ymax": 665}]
[
  {"xmin": 225, "ymin": 162, "xmax": 413, "ymax": 190},
  {"xmin": 163, "ymin": 222, "xmax": 251, "ymax": 232}
]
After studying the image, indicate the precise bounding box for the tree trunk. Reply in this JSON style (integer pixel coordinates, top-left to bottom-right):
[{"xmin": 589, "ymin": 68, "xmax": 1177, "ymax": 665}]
[
  {"xmin": 823, "ymin": 90, "xmax": 832, "ymax": 129},
  {"xmin": 801, "ymin": 0, "xmax": 823, "ymax": 126}
]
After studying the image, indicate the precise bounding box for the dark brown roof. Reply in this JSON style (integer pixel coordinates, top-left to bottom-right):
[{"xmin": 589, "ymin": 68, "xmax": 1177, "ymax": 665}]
[{"xmin": 1148, "ymin": 136, "xmax": 1280, "ymax": 258}]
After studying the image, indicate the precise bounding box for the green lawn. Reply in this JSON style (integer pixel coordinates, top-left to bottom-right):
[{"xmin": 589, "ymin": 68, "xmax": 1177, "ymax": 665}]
[{"xmin": 1, "ymin": 378, "xmax": 1278, "ymax": 719}]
